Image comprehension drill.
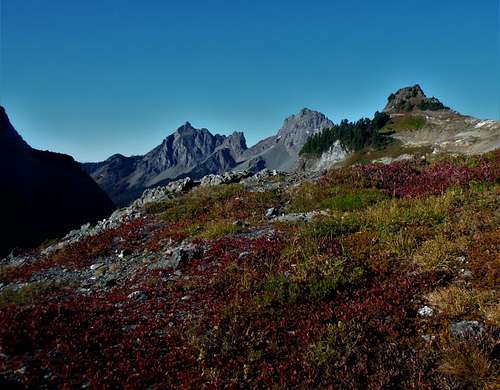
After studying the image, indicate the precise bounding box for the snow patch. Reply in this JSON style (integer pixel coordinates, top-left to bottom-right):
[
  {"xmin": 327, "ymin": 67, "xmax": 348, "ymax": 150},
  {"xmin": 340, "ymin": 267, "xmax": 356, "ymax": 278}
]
[{"xmin": 474, "ymin": 120, "xmax": 495, "ymax": 129}]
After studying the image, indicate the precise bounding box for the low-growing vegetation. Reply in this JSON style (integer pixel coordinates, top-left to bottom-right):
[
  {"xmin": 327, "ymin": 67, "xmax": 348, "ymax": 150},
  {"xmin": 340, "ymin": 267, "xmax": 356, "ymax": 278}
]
[
  {"xmin": 0, "ymin": 281, "xmax": 69, "ymax": 309},
  {"xmin": 381, "ymin": 114, "xmax": 427, "ymax": 133},
  {"xmin": 0, "ymin": 150, "xmax": 498, "ymax": 388}
]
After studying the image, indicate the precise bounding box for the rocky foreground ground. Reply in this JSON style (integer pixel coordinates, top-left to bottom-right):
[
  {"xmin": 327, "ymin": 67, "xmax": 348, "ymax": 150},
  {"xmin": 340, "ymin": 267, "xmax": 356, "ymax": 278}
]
[{"xmin": 0, "ymin": 152, "xmax": 499, "ymax": 388}]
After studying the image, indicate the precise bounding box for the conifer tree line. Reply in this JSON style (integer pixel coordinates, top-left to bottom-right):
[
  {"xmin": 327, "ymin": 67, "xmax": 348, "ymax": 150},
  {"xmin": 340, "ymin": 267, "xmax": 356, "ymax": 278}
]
[{"xmin": 300, "ymin": 111, "xmax": 390, "ymax": 157}]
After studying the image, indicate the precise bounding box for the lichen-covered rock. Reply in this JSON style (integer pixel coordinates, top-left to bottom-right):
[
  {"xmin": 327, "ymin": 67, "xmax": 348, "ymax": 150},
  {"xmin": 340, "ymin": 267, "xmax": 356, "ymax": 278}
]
[
  {"xmin": 271, "ymin": 211, "xmax": 327, "ymax": 223},
  {"xmin": 451, "ymin": 320, "xmax": 485, "ymax": 339},
  {"xmin": 200, "ymin": 170, "xmax": 252, "ymax": 187},
  {"xmin": 133, "ymin": 177, "xmax": 194, "ymax": 208},
  {"xmin": 417, "ymin": 306, "xmax": 433, "ymax": 317},
  {"xmin": 148, "ymin": 244, "xmax": 202, "ymax": 270}
]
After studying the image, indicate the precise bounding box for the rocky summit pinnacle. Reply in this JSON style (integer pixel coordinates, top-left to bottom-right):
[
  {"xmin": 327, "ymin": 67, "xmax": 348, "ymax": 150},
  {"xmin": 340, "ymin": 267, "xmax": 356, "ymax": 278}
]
[
  {"xmin": 176, "ymin": 122, "xmax": 196, "ymax": 134},
  {"xmin": 384, "ymin": 84, "xmax": 449, "ymax": 113}
]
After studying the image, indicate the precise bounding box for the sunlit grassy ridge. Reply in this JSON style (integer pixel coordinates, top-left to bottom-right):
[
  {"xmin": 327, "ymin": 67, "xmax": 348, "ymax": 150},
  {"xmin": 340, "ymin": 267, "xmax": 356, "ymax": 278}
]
[
  {"xmin": 0, "ymin": 151, "xmax": 498, "ymax": 388},
  {"xmin": 381, "ymin": 114, "xmax": 427, "ymax": 133}
]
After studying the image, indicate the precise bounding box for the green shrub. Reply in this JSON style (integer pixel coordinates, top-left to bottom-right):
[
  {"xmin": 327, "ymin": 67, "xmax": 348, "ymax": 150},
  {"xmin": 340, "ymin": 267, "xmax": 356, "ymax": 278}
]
[
  {"xmin": 320, "ymin": 189, "xmax": 386, "ymax": 211},
  {"xmin": 0, "ymin": 281, "xmax": 67, "ymax": 309},
  {"xmin": 305, "ymin": 216, "xmax": 361, "ymax": 239},
  {"xmin": 201, "ymin": 221, "xmax": 242, "ymax": 240},
  {"xmin": 261, "ymin": 275, "xmax": 301, "ymax": 305},
  {"xmin": 306, "ymin": 259, "xmax": 365, "ymax": 300},
  {"xmin": 145, "ymin": 184, "xmax": 245, "ymax": 220}
]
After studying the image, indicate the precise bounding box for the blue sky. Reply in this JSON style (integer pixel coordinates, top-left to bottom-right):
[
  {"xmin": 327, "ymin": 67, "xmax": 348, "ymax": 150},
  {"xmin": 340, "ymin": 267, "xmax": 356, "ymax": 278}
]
[{"xmin": 1, "ymin": 0, "xmax": 498, "ymax": 162}]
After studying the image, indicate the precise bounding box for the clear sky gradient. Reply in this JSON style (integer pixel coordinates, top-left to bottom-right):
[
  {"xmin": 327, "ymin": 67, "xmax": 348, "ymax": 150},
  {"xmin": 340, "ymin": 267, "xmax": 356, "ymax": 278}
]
[{"xmin": 1, "ymin": 0, "xmax": 499, "ymax": 162}]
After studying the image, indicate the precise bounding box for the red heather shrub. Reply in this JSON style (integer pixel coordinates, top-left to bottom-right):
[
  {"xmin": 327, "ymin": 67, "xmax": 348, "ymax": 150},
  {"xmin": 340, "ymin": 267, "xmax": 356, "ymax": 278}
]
[
  {"xmin": 357, "ymin": 157, "xmax": 499, "ymax": 198},
  {"xmin": 467, "ymin": 229, "xmax": 500, "ymax": 288},
  {"xmin": 0, "ymin": 235, "xmax": 287, "ymax": 388},
  {"xmin": 0, "ymin": 227, "xmax": 448, "ymax": 388},
  {"xmin": 310, "ymin": 269, "xmax": 444, "ymax": 388},
  {"xmin": 145, "ymin": 219, "xmax": 193, "ymax": 251},
  {"xmin": 0, "ymin": 289, "xmax": 201, "ymax": 388}
]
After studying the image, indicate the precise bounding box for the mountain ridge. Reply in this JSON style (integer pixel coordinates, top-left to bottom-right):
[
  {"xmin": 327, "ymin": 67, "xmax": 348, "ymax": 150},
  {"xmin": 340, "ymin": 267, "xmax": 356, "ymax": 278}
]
[
  {"xmin": 82, "ymin": 122, "xmax": 250, "ymax": 206},
  {"xmin": 80, "ymin": 85, "xmax": 500, "ymax": 206},
  {"xmin": 83, "ymin": 107, "xmax": 333, "ymax": 206}
]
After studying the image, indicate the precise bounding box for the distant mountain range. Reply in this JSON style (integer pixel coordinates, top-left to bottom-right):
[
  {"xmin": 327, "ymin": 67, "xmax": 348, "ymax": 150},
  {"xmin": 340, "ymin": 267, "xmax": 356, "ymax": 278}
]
[
  {"xmin": 82, "ymin": 107, "xmax": 334, "ymax": 206},
  {"xmin": 82, "ymin": 123, "xmax": 248, "ymax": 206},
  {"xmin": 0, "ymin": 107, "xmax": 115, "ymax": 257},
  {"xmin": 82, "ymin": 85, "xmax": 500, "ymax": 207}
]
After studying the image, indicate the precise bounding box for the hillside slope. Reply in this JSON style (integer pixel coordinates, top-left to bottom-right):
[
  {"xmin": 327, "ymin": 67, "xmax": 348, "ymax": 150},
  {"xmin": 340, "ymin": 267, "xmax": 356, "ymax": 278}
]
[
  {"xmin": 1, "ymin": 150, "xmax": 498, "ymax": 388},
  {"xmin": 239, "ymin": 108, "xmax": 335, "ymax": 171},
  {"xmin": 383, "ymin": 85, "xmax": 500, "ymax": 156}
]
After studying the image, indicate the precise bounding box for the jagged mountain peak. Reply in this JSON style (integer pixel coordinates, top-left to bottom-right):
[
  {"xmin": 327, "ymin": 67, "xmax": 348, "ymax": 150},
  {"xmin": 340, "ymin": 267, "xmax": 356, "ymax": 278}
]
[
  {"xmin": 225, "ymin": 131, "xmax": 247, "ymax": 146},
  {"xmin": 218, "ymin": 131, "xmax": 248, "ymax": 158},
  {"xmin": 286, "ymin": 107, "xmax": 327, "ymax": 120},
  {"xmin": 280, "ymin": 108, "xmax": 332, "ymax": 131},
  {"xmin": 84, "ymin": 121, "xmax": 249, "ymax": 206},
  {"xmin": 277, "ymin": 108, "xmax": 334, "ymax": 152},
  {"xmin": 297, "ymin": 107, "xmax": 315, "ymax": 115},
  {"xmin": 175, "ymin": 121, "xmax": 202, "ymax": 135}
]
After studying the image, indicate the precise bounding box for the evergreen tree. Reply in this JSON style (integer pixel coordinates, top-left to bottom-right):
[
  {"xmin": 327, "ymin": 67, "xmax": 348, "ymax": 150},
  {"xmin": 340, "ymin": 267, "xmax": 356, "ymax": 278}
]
[{"xmin": 300, "ymin": 111, "xmax": 389, "ymax": 157}]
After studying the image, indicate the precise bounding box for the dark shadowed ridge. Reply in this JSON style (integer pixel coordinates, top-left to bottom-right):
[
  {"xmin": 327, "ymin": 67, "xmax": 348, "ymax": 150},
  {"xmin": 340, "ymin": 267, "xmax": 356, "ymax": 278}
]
[{"xmin": 0, "ymin": 106, "xmax": 115, "ymax": 257}]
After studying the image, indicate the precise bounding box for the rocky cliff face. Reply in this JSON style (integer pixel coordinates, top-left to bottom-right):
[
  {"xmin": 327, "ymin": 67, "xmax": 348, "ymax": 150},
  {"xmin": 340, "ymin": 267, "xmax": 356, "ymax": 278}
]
[
  {"xmin": 0, "ymin": 106, "xmax": 115, "ymax": 257},
  {"xmin": 82, "ymin": 123, "xmax": 248, "ymax": 206}
]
